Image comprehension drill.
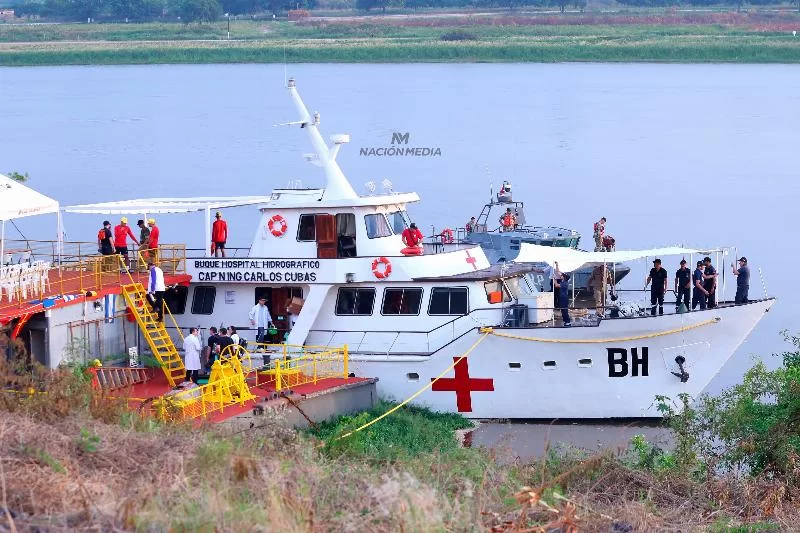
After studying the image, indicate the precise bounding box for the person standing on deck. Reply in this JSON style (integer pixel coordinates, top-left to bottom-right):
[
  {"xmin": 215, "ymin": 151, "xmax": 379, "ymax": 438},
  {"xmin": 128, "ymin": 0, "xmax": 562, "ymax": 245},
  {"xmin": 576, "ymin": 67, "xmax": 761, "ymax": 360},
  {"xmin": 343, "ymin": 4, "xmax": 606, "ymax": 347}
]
[
  {"xmin": 593, "ymin": 217, "xmax": 606, "ymax": 252},
  {"xmin": 147, "ymin": 218, "xmax": 160, "ymax": 264},
  {"xmin": 703, "ymin": 256, "xmax": 718, "ymax": 309},
  {"xmin": 212, "ymin": 211, "xmax": 228, "ymax": 258},
  {"xmin": 183, "ymin": 327, "xmax": 202, "ymax": 383},
  {"xmin": 114, "ymin": 217, "xmax": 139, "ymax": 270},
  {"xmin": 249, "ymin": 296, "xmax": 274, "ymax": 345},
  {"xmin": 674, "ymin": 259, "xmax": 691, "ymax": 312},
  {"xmin": 645, "ymin": 258, "xmax": 668, "ymax": 316},
  {"xmin": 692, "ymin": 260, "xmax": 709, "ymax": 310},
  {"xmin": 147, "ymin": 261, "xmax": 165, "ymax": 322},
  {"xmin": 466, "ymin": 216, "xmax": 477, "ymax": 234},
  {"xmin": 98, "ymin": 220, "xmax": 114, "ymax": 255},
  {"xmin": 732, "ymin": 256, "xmax": 750, "ymax": 304},
  {"xmin": 554, "ymin": 262, "xmax": 571, "ymax": 327},
  {"xmin": 588, "ymin": 264, "xmax": 612, "ymax": 317},
  {"xmin": 137, "ymin": 219, "xmax": 151, "ymax": 266}
]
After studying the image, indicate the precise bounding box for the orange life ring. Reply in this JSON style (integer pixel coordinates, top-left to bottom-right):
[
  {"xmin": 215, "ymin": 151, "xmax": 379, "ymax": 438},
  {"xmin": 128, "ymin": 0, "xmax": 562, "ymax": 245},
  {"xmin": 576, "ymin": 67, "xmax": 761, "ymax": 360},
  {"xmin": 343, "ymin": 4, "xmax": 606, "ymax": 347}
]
[
  {"xmin": 440, "ymin": 228, "xmax": 454, "ymax": 244},
  {"xmin": 371, "ymin": 257, "xmax": 392, "ymax": 279},
  {"xmin": 267, "ymin": 215, "xmax": 288, "ymax": 237}
]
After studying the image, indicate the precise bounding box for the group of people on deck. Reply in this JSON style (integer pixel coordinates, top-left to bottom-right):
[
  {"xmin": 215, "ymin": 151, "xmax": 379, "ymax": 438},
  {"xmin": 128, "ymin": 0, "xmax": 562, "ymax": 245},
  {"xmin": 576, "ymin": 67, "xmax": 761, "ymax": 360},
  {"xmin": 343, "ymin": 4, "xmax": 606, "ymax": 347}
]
[{"xmin": 97, "ymin": 217, "xmax": 160, "ymax": 269}]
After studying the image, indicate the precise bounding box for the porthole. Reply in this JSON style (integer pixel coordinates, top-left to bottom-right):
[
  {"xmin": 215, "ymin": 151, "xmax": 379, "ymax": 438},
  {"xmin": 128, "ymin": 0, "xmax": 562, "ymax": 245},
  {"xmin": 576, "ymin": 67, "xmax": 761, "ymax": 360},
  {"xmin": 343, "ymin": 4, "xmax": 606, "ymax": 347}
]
[{"xmin": 407, "ymin": 373, "xmax": 419, "ymax": 382}]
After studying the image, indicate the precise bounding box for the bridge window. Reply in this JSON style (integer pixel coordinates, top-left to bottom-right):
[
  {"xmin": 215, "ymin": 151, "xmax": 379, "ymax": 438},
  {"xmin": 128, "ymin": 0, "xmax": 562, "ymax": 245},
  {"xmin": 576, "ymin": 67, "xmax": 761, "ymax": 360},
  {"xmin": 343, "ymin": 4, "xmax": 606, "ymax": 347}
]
[
  {"xmin": 365, "ymin": 214, "xmax": 392, "ymax": 239},
  {"xmin": 164, "ymin": 285, "xmax": 188, "ymax": 315},
  {"xmin": 428, "ymin": 287, "xmax": 469, "ymax": 315},
  {"xmin": 297, "ymin": 214, "xmax": 316, "ymax": 241},
  {"xmin": 191, "ymin": 286, "xmax": 216, "ymax": 315},
  {"xmin": 484, "ymin": 281, "xmax": 512, "ymax": 304},
  {"xmin": 335, "ymin": 288, "xmax": 376, "ymax": 316},
  {"xmin": 388, "ymin": 210, "xmax": 410, "ymax": 234},
  {"xmin": 382, "ymin": 288, "xmax": 423, "ymax": 315}
]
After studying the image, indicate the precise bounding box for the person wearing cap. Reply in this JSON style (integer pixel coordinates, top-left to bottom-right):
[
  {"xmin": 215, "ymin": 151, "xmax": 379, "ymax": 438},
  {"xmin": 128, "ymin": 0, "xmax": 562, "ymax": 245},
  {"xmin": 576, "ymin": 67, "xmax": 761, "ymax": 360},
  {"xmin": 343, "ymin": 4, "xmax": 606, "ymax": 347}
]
[
  {"xmin": 554, "ymin": 261, "xmax": 571, "ymax": 326},
  {"xmin": 212, "ymin": 211, "xmax": 228, "ymax": 258},
  {"xmin": 147, "ymin": 261, "xmax": 165, "ymax": 321},
  {"xmin": 732, "ymin": 256, "xmax": 750, "ymax": 304},
  {"xmin": 114, "ymin": 217, "xmax": 139, "ymax": 269},
  {"xmin": 401, "ymin": 222, "xmax": 424, "ymax": 248},
  {"xmin": 147, "ymin": 218, "xmax": 160, "ymax": 264},
  {"xmin": 692, "ymin": 260, "xmax": 709, "ymax": 310},
  {"xmin": 645, "ymin": 258, "xmax": 668, "ymax": 316},
  {"xmin": 249, "ymin": 295, "xmax": 274, "ymax": 346},
  {"xmin": 137, "ymin": 219, "xmax": 151, "ymax": 266},
  {"xmin": 674, "ymin": 259, "xmax": 691, "ymax": 312},
  {"xmin": 703, "ymin": 256, "xmax": 718, "ymax": 308},
  {"xmin": 97, "ymin": 220, "xmax": 114, "ymax": 256}
]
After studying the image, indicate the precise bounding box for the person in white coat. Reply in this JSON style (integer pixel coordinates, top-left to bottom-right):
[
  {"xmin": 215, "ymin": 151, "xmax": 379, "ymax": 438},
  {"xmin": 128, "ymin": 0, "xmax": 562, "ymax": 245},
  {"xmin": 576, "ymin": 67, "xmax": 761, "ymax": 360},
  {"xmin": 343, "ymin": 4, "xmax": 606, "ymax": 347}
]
[{"xmin": 183, "ymin": 327, "xmax": 202, "ymax": 383}]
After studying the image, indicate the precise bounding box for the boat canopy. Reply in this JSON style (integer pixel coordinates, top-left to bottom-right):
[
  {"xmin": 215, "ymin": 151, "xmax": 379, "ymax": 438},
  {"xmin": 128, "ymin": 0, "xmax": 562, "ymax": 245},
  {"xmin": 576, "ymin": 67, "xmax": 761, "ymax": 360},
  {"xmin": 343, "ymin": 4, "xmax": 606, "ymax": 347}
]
[
  {"xmin": 0, "ymin": 173, "xmax": 62, "ymax": 263},
  {"xmin": 514, "ymin": 243, "xmax": 711, "ymax": 273}
]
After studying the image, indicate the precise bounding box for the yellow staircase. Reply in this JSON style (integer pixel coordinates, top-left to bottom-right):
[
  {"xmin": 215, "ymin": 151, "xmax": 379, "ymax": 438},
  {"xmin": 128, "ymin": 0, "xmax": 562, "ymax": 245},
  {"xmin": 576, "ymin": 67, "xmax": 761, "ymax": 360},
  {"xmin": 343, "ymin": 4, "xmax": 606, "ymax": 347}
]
[{"xmin": 121, "ymin": 283, "xmax": 185, "ymax": 387}]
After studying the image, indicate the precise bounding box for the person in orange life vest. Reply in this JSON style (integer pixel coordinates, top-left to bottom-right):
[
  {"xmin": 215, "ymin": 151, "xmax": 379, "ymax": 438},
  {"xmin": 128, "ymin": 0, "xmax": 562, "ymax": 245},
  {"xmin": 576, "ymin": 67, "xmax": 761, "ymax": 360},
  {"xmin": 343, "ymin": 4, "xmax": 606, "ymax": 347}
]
[
  {"xmin": 147, "ymin": 218, "xmax": 160, "ymax": 263},
  {"xmin": 114, "ymin": 217, "xmax": 139, "ymax": 269},
  {"xmin": 499, "ymin": 208, "xmax": 516, "ymax": 232},
  {"xmin": 401, "ymin": 222, "xmax": 424, "ymax": 248},
  {"xmin": 212, "ymin": 211, "xmax": 228, "ymax": 258}
]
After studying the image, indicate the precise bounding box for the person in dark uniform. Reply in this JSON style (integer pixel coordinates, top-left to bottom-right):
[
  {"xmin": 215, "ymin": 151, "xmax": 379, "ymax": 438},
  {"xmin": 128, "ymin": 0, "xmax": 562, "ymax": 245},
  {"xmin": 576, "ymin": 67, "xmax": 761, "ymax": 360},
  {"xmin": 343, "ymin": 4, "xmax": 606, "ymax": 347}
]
[
  {"xmin": 732, "ymin": 256, "xmax": 750, "ymax": 304},
  {"xmin": 554, "ymin": 262, "xmax": 571, "ymax": 326},
  {"xmin": 703, "ymin": 256, "xmax": 718, "ymax": 309},
  {"xmin": 674, "ymin": 259, "xmax": 691, "ymax": 312},
  {"xmin": 645, "ymin": 258, "xmax": 668, "ymax": 316},
  {"xmin": 692, "ymin": 260, "xmax": 709, "ymax": 310}
]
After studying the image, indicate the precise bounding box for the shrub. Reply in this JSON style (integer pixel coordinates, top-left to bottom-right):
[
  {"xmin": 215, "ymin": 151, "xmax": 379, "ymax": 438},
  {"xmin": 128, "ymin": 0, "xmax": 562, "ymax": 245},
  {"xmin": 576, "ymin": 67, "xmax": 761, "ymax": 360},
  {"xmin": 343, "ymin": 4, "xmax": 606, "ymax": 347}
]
[{"xmin": 440, "ymin": 30, "xmax": 478, "ymax": 41}]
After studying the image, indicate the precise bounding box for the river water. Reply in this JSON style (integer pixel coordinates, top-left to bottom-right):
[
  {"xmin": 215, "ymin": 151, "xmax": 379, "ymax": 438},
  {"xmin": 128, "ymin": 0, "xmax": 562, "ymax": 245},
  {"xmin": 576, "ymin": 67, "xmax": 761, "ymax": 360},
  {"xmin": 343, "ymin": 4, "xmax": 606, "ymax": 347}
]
[{"xmin": 1, "ymin": 63, "xmax": 798, "ymax": 454}]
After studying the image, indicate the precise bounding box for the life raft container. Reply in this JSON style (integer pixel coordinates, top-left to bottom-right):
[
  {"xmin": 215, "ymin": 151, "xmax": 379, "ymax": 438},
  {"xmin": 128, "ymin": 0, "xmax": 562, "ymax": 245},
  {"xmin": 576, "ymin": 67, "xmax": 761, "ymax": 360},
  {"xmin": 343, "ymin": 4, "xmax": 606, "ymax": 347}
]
[
  {"xmin": 371, "ymin": 257, "xmax": 392, "ymax": 279},
  {"xmin": 268, "ymin": 215, "xmax": 288, "ymax": 237}
]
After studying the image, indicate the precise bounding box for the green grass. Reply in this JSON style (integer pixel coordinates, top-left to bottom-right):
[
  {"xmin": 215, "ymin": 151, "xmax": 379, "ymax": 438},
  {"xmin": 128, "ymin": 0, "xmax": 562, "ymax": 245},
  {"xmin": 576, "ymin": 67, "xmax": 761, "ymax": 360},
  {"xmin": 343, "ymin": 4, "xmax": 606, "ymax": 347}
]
[{"xmin": 2, "ymin": 18, "xmax": 800, "ymax": 65}]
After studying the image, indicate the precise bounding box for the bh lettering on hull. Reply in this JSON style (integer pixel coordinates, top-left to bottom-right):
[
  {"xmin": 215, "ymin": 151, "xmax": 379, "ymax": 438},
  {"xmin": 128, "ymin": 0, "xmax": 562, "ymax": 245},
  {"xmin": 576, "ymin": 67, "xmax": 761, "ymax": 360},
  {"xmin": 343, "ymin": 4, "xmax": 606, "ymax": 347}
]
[
  {"xmin": 189, "ymin": 258, "xmax": 324, "ymax": 283},
  {"xmin": 607, "ymin": 347, "xmax": 649, "ymax": 377}
]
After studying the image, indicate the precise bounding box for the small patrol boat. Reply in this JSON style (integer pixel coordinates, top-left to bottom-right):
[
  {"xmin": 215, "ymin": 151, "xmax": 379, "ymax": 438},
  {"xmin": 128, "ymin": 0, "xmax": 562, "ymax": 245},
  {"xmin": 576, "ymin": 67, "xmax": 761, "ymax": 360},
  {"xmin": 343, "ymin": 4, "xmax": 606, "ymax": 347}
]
[{"xmin": 453, "ymin": 185, "xmax": 631, "ymax": 293}]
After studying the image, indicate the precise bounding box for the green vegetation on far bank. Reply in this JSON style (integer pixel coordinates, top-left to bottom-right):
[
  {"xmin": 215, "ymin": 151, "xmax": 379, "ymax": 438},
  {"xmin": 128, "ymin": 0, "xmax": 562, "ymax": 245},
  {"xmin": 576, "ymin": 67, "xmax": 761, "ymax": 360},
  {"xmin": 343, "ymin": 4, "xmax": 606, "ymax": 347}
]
[{"xmin": 2, "ymin": 14, "xmax": 800, "ymax": 65}]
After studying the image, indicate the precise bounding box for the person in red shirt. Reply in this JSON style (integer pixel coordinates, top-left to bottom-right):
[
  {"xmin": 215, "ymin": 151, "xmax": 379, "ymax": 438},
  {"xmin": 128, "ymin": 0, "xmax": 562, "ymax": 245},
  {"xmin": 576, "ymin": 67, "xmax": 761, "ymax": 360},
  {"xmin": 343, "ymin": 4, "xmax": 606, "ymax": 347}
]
[
  {"xmin": 401, "ymin": 222, "xmax": 424, "ymax": 248},
  {"xmin": 211, "ymin": 211, "xmax": 228, "ymax": 257},
  {"xmin": 113, "ymin": 217, "xmax": 139, "ymax": 270},
  {"xmin": 147, "ymin": 218, "xmax": 160, "ymax": 263}
]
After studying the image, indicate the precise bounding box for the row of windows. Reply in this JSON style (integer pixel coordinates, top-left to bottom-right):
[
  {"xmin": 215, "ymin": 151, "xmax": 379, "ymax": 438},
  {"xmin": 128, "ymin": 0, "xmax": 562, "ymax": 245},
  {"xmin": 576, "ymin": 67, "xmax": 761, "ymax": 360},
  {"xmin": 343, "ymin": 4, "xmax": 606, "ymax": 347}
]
[
  {"xmin": 336, "ymin": 287, "xmax": 469, "ymax": 316},
  {"xmin": 297, "ymin": 211, "xmax": 410, "ymax": 242}
]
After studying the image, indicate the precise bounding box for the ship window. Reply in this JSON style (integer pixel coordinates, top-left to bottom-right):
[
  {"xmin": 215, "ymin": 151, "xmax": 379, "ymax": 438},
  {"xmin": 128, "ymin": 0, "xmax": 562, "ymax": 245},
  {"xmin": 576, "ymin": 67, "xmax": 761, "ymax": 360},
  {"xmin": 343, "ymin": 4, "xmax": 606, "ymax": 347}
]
[
  {"xmin": 335, "ymin": 288, "xmax": 376, "ymax": 316},
  {"xmin": 428, "ymin": 287, "xmax": 469, "ymax": 315},
  {"xmin": 164, "ymin": 285, "xmax": 188, "ymax": 315},
  {"xmin": 388, "ymin": 210, "xmax": 410, "ymax": 234},
  {"xmin": 543, "ymin": 360, "xmax": 557, "ymax": 369},
  {"xmin": 578, "ymin": 358, "xmax": 593, "ymax": 367},
  {"xmin": 365, "ymin": 214, "xmax": 392, "ymax": 239},
  {"xmin": 297, "ymin": 214, "xmax": 316, "ymax": 241},
  {"xmin": 407, "ymin": 373, "xmax": 419, "ymax": 382},
  {"xmin": 382, "ymin": 288, "xmax": 423, "ymax": 315},
  {"xmin": 508, "ymin": 362, "xmax": 521, "ymax": 370},
  {"xmin": 191, "ymin": 286, "xmax": 216, "ymax": 315},
  {"xmin": 484, "ymin": 281, "xmax": 512, "ymax": 304}
]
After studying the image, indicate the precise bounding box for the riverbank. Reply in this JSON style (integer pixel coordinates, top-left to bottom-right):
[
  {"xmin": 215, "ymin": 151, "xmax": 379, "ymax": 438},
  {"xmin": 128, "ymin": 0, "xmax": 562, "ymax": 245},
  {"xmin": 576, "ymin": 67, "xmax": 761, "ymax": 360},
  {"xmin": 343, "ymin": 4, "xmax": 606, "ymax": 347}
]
[{"xmin": 2, "ymin": 13, "xmax": 800, "ymax": 65}]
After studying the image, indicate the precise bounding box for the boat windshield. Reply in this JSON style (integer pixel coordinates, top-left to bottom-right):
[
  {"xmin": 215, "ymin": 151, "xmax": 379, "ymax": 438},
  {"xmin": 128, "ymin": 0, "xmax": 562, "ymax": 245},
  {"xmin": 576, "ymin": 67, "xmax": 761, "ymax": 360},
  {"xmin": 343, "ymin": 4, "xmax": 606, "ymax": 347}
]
[{"xmin": 387, "ymin": 210, "xmax": 411, "ymax": 234}]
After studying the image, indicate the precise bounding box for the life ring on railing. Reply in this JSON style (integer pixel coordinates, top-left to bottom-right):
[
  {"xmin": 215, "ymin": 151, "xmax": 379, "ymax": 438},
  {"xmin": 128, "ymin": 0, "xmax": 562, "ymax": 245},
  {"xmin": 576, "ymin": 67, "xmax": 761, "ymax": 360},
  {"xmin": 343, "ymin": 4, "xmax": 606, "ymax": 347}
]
[
  {"xmin": 267, "ymin": 215, "xmax": 288, "ymax": 237},
  {"xmin": 371, "ymin": 257, "xmax": 392, "ymax": 279},
  {"xmin": 440, "ymin": 228, "xmax": 454, "ymax": 244}
]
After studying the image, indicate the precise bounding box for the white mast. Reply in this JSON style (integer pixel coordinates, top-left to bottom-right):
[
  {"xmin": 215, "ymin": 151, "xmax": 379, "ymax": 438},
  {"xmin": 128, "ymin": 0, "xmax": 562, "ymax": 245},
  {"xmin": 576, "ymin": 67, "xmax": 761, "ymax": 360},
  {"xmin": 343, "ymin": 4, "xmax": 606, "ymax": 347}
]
[{"xmin": 286, "ymin": 78, "xmax": 358, "ymax": 201}]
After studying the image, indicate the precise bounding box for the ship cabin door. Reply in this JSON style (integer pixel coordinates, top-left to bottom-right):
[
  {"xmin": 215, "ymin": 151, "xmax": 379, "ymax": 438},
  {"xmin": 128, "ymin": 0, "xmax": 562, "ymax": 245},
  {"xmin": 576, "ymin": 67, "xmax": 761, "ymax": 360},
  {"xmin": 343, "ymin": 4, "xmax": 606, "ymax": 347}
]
[
  {"xmin": 313, "ymin": 213, "xmax": 357, "ymax": 259},
  {"xmin": 254, "ymin": 287, "xmax": 304, "ymax": 342}
]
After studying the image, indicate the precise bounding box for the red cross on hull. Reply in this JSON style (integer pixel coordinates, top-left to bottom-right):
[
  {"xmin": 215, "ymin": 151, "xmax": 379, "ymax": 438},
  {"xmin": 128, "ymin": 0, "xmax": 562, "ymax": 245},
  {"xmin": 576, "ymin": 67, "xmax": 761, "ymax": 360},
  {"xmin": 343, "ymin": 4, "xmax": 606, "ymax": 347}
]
[
  {"xmin": 465, "ymin": 249, "xmax": 478, "ymax": 271},
  {"xmin": 431, "ymin": 357, "xmax": 494, "ymax": 412}
]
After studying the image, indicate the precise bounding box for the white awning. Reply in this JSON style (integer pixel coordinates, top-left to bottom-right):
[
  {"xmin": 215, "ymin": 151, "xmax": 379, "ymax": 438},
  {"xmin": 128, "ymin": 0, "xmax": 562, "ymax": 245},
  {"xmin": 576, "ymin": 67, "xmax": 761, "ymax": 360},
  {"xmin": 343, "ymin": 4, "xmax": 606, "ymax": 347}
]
[
  {"xmin": 513, "ymin": 243, "xmax": 710, "ymax": 273},
  {"xmin": 64, "ymin": 196, "xmax": 273, "ymax": 215},
  {"xmin": 0, "ymin": 173, "xmax": 59, "ymax": 221}
]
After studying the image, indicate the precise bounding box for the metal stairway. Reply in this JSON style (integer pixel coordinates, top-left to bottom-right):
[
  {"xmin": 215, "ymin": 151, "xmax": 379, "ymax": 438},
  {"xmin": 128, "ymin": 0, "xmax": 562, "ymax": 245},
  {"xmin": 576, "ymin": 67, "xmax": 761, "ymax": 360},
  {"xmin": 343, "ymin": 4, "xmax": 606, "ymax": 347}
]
[{"xmin": 121, "ymin": 283, "xmax": 185, "ymax": 387}]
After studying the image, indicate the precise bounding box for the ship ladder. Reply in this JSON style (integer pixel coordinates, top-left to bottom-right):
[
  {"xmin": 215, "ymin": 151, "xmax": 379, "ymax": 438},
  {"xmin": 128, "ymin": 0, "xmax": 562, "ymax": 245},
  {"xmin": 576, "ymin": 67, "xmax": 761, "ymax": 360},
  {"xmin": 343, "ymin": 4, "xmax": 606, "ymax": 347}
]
[
  {"xmin": 90, "ymin": 366, "xmax": 151, "ymax": 391},
  {"xmin": 121, "ymin": 283, "xmax": 185, "ymax": 387}
]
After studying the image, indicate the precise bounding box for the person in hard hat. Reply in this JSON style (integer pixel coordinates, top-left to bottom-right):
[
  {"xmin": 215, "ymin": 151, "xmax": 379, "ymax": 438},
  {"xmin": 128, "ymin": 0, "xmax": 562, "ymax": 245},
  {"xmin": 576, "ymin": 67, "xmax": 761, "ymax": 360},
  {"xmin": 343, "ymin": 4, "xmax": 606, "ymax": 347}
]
[
  {"xmin": 114, "ymin": 217, "xmax": 139, "ymax": 270},
  {"xmin": 147, "ymin": 218, "xmax": 160, "ymax": 264},
  {"xmin": 212, "ymin": 211, "xmax": 228, "ymax": 258}
]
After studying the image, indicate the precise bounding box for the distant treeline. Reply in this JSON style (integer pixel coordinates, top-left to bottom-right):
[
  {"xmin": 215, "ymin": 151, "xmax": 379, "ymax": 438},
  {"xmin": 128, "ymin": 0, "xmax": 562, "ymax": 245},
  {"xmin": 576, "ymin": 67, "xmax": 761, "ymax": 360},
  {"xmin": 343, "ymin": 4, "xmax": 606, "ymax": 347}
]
[{"xmin": 9, "ymin": 0, "xmax": 796, "ymax": 23}]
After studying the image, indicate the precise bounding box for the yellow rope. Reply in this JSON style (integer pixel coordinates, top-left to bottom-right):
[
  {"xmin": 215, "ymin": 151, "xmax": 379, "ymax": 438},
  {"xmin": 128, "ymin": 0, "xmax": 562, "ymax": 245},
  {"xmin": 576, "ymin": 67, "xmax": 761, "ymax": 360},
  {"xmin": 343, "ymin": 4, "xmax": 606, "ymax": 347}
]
[
  {"xmin": 480, "ymin": 317, "xmax": 719, "ymax": 344},
  {"xmin": 332, "ymin": 332, "xmax": 490, "ymax": 441}
]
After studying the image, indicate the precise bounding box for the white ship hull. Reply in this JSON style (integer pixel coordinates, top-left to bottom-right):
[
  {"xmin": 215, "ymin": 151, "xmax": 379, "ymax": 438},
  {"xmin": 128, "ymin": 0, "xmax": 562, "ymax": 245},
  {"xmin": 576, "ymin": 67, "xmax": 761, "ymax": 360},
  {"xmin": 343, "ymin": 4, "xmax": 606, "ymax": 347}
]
[{"xmin": 348, "ymin": 299, "xmax": 773, "ymax": 418}]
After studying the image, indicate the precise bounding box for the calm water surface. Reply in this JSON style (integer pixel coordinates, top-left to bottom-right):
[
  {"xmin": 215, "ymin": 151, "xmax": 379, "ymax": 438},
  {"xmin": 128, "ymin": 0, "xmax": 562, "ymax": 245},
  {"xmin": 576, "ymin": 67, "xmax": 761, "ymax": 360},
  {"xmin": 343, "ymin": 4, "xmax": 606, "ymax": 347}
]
[{"xmin": 1, "ymin": 64, "xmax": 797, "ymax": 453}]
